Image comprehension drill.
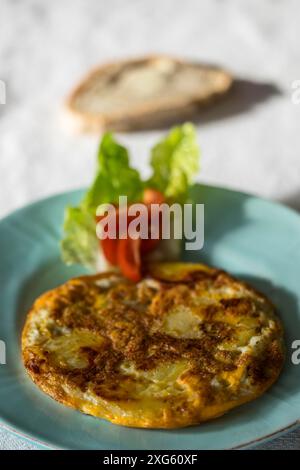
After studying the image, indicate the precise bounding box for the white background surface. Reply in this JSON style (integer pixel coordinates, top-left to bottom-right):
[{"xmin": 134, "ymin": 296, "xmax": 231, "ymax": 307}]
[{"xmin": 0, "ymin": 0, "xmax": 300, "ymax": 450}]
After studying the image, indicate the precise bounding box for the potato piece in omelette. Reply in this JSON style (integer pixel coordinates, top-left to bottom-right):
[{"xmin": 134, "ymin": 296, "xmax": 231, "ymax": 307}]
[{"xmin": 22, "ymin": 262, "xmax": 284, "ymax": 428}]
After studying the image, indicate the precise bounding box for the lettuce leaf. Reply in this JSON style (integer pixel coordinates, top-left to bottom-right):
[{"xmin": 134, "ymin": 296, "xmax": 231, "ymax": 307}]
[
  {"xmin": 148, "ymin": 123, "xmax": 200, "ymax": 203},
  {"xmin": 61, "ymin": 206, "xmax": 98, "ymax": 268},
  {"xmin": 61, "ymin": 133, "xmax": 143, "ymax": 268},
  {"xmin": 83, "ymin": 133, "xmax": 143, "ymax": 209}
]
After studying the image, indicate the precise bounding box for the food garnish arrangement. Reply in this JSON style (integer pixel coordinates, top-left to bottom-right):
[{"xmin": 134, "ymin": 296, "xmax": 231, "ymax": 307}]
[{"xmin": 22, "ymin": 123, "xmax": 284, "ymax": 429}]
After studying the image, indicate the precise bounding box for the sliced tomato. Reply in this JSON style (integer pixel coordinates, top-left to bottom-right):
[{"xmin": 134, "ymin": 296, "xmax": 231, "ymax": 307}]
[
  {"xmin": 143, "ymin": 188, "xmax": 165, "ymax": 205},
  {"xmin": 96, "ymin": 211, "xmax": 119, "ymax": 265},
  {"xmin": 118, "ymin": 237, "xmax": 141, "ymax": 282},
  {"xmin": 100, "ymin": 238, "xmax": 119, "ymax": 266},
  {"xmin": 96, "ymin": 189, "xmax": 166, "ymax": 281}
]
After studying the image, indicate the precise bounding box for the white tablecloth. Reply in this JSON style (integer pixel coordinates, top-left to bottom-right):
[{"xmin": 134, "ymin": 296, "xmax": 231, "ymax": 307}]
[{"xmin": 0, "ymin": 0, "xmax": 299, "ymax": 450}]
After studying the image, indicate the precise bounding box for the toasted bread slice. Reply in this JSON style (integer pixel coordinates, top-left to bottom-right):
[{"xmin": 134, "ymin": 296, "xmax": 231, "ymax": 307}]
[{"xmin": 64, "ymin": 56, "xmax": 232, "ymax": 133}]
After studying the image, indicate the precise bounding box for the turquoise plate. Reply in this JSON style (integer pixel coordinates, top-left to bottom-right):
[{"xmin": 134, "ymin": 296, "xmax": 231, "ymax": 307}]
[{"xmin": 0, "ymin": 184, "xmax": 300, "ymax": 450}]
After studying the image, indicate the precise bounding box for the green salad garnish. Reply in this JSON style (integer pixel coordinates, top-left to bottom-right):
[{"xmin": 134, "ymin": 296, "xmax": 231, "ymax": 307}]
[{"xmin": 61, "ymin": 123, "xmax": 200, "ymax": 269}]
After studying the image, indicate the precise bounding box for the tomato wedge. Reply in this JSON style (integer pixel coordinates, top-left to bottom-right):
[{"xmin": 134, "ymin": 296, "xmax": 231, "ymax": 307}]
[
  {"xmin": 117, "ymin": 237, "xmax": 141, "ymax": 282},
  {"xmin": 97, "ymin": 189, "xmax": 165, "ymax": 282},
  {"xmin": 143, "ymin": 188, "xmax": 165, "ymax": 205},
  {"xmin": 100, "ymin": 238, "xmax": 119, "ymax": 266}
]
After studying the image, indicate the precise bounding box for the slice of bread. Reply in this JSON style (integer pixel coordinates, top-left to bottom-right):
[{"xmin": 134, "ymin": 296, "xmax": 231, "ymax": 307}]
[{"xmin": 64, "ymin": 56, "xmax": 232, "ymax": 133}]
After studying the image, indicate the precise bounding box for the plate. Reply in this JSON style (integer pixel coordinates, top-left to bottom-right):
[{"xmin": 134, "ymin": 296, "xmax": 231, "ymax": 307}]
[{"xmin": 0, "ymin": 184, "xmax": 300, "ymax": 450}]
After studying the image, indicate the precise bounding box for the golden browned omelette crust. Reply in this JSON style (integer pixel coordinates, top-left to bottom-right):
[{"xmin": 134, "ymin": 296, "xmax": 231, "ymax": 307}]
[{"xmin": 22, "ymin": 262, "xmax": 285, "ymax": 428}]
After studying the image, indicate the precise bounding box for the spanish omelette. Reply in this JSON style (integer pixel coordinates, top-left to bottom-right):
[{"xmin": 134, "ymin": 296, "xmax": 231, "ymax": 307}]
[{"xmin": 22, "ymin": 262, "xmax": 285, "ymax": 428}]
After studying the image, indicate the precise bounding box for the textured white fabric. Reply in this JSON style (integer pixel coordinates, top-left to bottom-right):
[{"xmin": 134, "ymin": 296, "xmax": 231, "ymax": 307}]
[{"xmin": 0, "ymin": 0, "xmax": 299, "ymax": 450}]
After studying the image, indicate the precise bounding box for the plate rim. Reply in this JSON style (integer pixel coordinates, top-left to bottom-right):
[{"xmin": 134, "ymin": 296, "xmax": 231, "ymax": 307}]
[{"xmin": 0, "ymin": 415, "xmax": 299, "ymax": 450}]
